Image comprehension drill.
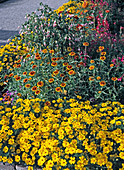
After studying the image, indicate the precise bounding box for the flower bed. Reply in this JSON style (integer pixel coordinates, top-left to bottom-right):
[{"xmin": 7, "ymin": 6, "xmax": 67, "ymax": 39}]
[{"xmin": 0, "ymin": 0, "xmax": 124, "ymax": 169}]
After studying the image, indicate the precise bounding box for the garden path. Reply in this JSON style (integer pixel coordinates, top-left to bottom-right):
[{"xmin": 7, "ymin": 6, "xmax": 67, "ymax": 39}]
[{"xmin": 0, "ymin": 0, "xmax": 68, "ymax": 47}]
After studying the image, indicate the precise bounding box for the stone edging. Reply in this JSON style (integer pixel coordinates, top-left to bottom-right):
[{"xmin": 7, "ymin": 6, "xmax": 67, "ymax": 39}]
[{"xmin": 0, "ymin": 162, "xmax": 43, "ymax": 170}]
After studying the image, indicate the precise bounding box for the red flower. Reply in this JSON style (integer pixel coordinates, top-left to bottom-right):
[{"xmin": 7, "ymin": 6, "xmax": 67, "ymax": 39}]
[
  {"xmin": 87, "ymin": 16, "xmax": 94, "ymax": 21},
  {"xmin": 74, "ymin": 15, "xmax": 78, "ymax": 19},
  {"xmin": 76, "ymin": 24, "xmax": 83, "ymax": 30}
]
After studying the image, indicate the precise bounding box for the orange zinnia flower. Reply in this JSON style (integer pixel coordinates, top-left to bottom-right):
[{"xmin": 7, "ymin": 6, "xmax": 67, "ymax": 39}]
[
  {"xmin": 63, "ymin": 62, "xmax": 68, "ymax": 66},
  {"xmin": 35, "ymin": 90, "xmax": 41, "ymax": 95},
  {"xmin": 30, "ymin": 61, "xmax": 34, "ymax": 65},
  {"xmin": 15, "ymin": 76, "xmax": 21, "ymax": 81},
  {"xmin": 55, "ymin": 87, "xmax": 61, "ymax": 92},
  {"xmin": 17, "ymin": 93, "xmax": 22, "ymax": 97},
  {"xmin": 25, "ymin": 84, "xmax": 31, "ymax": 88},
  {"xmin": 35, "ymin": 53, "xmax": 40, "ymax": 58},
  {"xmin": 68, "ymin": 70, "xmax": 75, "ymax": 75},
  {"xmin": 97, "ymin": 76, "xmax": 101, "ymax": 80},
  {"xmin": 100, "ymin": 56, "xmax": 106, "ymax": 61},
  {"xmin": 42, "ymin": 49, "xmax": 47, "ymax": 53},
  {"xmin": 64, "ymin": 77, "xmax": 70, "ymax": 82},
  {"xmin": 32, "ymin": 86, "xmax": 37, "ymax": 91},
  {"xmin": 60, "ymin": 57, "xmax": 64, "ymax": 60},
  {"xmin": 26, "ymin": 54, "xmax": 30, "ymax": 58},
  {"xmin": 53, "ymin": 70, "xmax": 59, "ymax": 75},
  {"xmin": 9, "ymin": 73, "xmax": 14, "ymax": 77},
  {"xmin": 29, "ymin": 71, "xmax": 35, "ymax": 76},
  {"xmin": 60, "ymin": 73, "xmax": 64, "ymax": 77},
  {"xmin": 105, "ymin": 10, "xmax": 110, "ymax": 13},
  {"xmin": 99, "ymin": 81, "xmax": 106, "ymax": 86},
  {"xmin": 101, "ymin": 52, "xmax": 106, "ymax": 55},
  {"xmin": 5, "ymin": 96, "xmax": 10, "ymax": 101},
  {"xmin": 16, "ymin": 64, "xmax": 21, "ymax": 68},
  {"xmin": 60, "ymin": 83, "xmax": 66, "ymax": 87},
  {"xmin": 44, "ymin": 101, "xmax": 51, "ymax": 106},
  {"xmin": 110, "ymin": 64, "xmax": 114, "ymax": 67},
  {"xmin": 13, "ymin": 64, "xmax": 17, "ymax": 68},
  {"xmin": 99, "ymin": 46, "xmax": 104, "ymax": 51},
  {"xmin": 49, "ymin": 49, "xmax": 54, "ymax": 54},
  {"xmin": 83, "ymin": 42, "xmax": 89, "ymax": 46},
  {"xmin": 111, "ymin": 77, "xmax": 117, "ymax": 81},
  {"xmin": 49, "ymin": 78, "xmax": 54, "ymax": 83},
  {"xmin": 79, "ymin": 62, "xmax": 84, "ymax": 66},
  {"xmin": 69, "ymin": 52, "xmax": 76, "ymax": 56},
  {"xmin": 96, "ymin": 49, "xmax": 100, "ymax": 53},
  {"xmin": 36, "ymin": 56, "xmax": 41, "ymax": 60},
  {"xmin": 32, "ymin": 65, "xmax": 37, "ymax": 69},
  {"xmin": 2, "ymin": 93, "xmax": 7, "ymax": 97},
  {"xmin": 17, "ymin": 59, "xmax": 21, "ymax": 63},
  {"xmin": 37, "ymin": 81, "xmax": 44, "ymax": 87},
  {"xmin": 51, "ymin": 58, "xmax": 57, "ymax": 61},
  {"xmin": 23, "ymin": 78, "xmax": 28, "ymax": 83},
  {"xmin": 89, "ymin": 65, "xmax": 95, "ymax": 70},
  {"xmin": 89, "ymin": 77, "xmax": 94, "ymax": 81},
  {"xmin": 82, "ymin": 1, "xmax": 88, "ymax": 8},
  {"xmin": 23, "ymin": 72, "xmax": 27, "ymax": 75},
  {"xmin": 67, "ymin": 65, "xmax": 73, "ymax": 70},
  {"xmin": 51, "ymin": 62, "xmax": 57, "ymax": 67},
  {"xmin": 90, "ymin": 60, "xmax": 95, "ymax": 64},
  {"xmin": 14, "ymin": 75, "xmax": 18, "ymax": 78}
]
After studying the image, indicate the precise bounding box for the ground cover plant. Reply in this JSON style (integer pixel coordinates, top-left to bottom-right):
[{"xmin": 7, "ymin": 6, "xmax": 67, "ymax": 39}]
[{"xmin": 0, "ymin": 0, "xmax": 124, "ymax": 169}]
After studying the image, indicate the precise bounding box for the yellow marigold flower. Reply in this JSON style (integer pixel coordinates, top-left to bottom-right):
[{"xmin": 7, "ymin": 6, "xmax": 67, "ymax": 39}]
[
  {"xmin": 15, "ymin": 155, "xmax": 20, "ymax": 162},
  {"xmin": 28, "ymin": 166, "xmax": 33, "ymax": 170},
  {"xmin": 106, "ymin": 161, "xmax": 113, "ymax": 168},
  {"xmin": 3, "ymin": 146, "xmax": 8, "ymax": 153},
  {"xmin": 7, "ymin": 157, "xmax": 13, "ymax": 164},
  {"xmin": 69, "ymin": 157, "xmax": 76, "ymax": 164},
  {"xmin": 8, "ymin": 138, "xmax": 14, "ymax": 145},
  {"xmin": 2, "ymin": 156, "xmax": 7, "ymax": 163},
  {"xmin": 60, "ymin": 159, "xmax": 67, "ymax": 167},
  {"xmin": 116, "ymin": 121, "xmax": 121, "ymax": 125},
  {"xmin": 119, "ymin": 152, "xmax": 124, "ymax": 159},
  {"xmin": 38, "ymin": 157, "xmax": 46, "ymax": 166},
  {"xmin": 90, "ymin": 157, "xmax": 96, "ymax": 164}
]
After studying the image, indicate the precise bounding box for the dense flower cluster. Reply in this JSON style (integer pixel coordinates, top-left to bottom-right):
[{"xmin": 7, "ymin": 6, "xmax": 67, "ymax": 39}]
[{"xmin": 0, "ymin": 98, "xmax": 124, "ymax": 169}]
